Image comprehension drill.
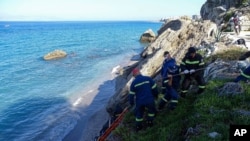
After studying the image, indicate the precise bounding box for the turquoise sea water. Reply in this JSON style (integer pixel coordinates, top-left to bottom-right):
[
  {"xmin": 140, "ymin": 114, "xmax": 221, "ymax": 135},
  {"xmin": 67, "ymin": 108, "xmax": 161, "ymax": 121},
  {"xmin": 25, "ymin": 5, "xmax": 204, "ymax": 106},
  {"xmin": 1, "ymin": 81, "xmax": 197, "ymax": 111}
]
[{"xmin": 0, "ymin": 21, "xmax": 162, "ymax": 141}]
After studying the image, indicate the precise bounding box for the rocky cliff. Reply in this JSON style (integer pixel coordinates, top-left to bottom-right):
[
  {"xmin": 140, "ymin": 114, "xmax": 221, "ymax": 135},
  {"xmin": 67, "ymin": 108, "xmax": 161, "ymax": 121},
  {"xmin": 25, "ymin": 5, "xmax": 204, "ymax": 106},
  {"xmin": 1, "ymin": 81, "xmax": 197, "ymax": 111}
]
[
  {"xmin": 200, "ymin": 0, "xmax": 250, "ymax": 26},
  {"xmin": 106, "ymin": 0, "xmax": 250, "ymax": 114},
  {"xmin": 106, "ymin": 18, "xmax": 217, "ymax": 114}
]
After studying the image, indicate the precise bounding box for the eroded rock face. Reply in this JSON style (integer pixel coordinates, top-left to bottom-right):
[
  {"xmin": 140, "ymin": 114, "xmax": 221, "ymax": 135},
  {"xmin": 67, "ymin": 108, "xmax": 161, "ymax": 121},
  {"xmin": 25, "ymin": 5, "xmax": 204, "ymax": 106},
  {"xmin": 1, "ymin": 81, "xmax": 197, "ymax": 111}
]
[
  {"xmin": 204, "ymin": 59, "xmax": 250, "ymax": 82},
  {"xmin": 43, "ymin": 49, "xmax": 67, "ymax": 60},
  {"xmin": 200, "ymin": 0, "xmax": 250, "ymax": 25},
  {"xmin": 201, "ymin": 0, "xmax": 238, "ymax": 22},
  {"xmin": 106, "ymin": 19, "xmax": 217, "ymax": 114}
]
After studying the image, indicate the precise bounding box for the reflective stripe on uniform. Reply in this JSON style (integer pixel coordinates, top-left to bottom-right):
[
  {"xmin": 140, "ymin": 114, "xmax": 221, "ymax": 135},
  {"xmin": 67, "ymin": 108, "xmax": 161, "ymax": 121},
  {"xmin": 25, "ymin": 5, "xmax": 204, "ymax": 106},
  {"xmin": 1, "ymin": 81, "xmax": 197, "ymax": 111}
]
[
  {"xmin": 181, "ymin": 90, "xmax": 188, "ymax": 93},
  {"xmin": 199, "ymin": 62, "xmax": 205, "ymax": 66},
  {"xmin": 164, "ymin": 80, "xmax": 169, "ymax": 83},
  {"xmin": 129, "ymin": 91, "xmax": 135, "ymax": 95},
  {"xmin": 185, "ymin": 60, "xmax": 199, "ymax": 64},
  {"xmin": 181, "ymin": 62, "xmax": 186, "ymax": 65},
  {"xmin": 198, "ymin": 85, "xmax": 206, "ymax": 89},
  {"xmin": 147, "ymin": 113, "xmax": 155, "ymax": 117},
  {"xmin": 152, "ymin": 83, "xmax": 157, "ymax": 89},
  {"xmin": 162, "ymin": 97, "xmax": 168, "ymax": 102},
  {"xmin": 170, "ymin": 100, "xmax": 178, "ymax": 103},
  {"xmin": 135, "ymin": 81, "xmax": 150, "ymax": 87},
  {"xmin": 241, "ymin": 71, "xmax": 250, "ymax": 79},
  {"xmin": 136, "ymin": 118, "xmax": 143, "ymax": 122}
]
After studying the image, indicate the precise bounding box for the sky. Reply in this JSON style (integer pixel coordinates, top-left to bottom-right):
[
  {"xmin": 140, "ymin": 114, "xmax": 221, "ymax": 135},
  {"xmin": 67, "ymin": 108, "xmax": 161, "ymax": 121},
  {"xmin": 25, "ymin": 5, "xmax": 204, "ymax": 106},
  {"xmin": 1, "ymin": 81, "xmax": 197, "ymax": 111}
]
[{"xmin": 0, "ymin": 0, "xmax": 206, "ymax": 21}]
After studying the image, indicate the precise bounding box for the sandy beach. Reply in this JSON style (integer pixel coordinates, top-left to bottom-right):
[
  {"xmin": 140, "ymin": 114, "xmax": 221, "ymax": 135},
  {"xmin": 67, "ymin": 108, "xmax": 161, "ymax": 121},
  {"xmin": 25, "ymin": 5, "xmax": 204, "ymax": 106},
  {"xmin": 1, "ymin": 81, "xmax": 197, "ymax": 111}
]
[{"xmin": 62, "ymin": 59, "xmax": 139, "ymax": 141}]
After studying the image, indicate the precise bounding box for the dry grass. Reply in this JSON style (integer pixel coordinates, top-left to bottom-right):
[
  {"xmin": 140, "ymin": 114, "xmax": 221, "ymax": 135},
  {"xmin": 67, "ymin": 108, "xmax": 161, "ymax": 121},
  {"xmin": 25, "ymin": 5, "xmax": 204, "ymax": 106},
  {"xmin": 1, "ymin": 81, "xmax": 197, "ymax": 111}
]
[{"xmin": 205, "ymin": 47, "xmax": 248, "ymax": 63}]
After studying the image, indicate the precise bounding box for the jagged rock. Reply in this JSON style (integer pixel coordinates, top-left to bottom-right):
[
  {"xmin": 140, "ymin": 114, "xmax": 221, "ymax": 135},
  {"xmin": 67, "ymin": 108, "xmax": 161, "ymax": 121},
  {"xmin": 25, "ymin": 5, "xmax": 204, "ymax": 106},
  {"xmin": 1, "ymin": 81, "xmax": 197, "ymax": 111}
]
[
  {"xmin": 106, "ymin": 19, "xmax": 217, "ymax": 115},
  {"xmin": 43, "ymin": 49, "xmax": 67, "ymax": 60},
  {"xmin": 208, "ymin": 132, "xmax": 221, "ymax": 139},
  {"xmin": 201, "ymin": 0, "xmax": 250, "ymax": 27},
  {"xmin": 201, "ymin": 0, "xmax": 242, "ymax": 23},
  {"xmin": 184, "ymin": 124, "xmax": 203, "ymax": 138},
  {"xmin": 217, "ymin": 82, "xmax": 244, "ymax": 96},
  {"xmin": 204, "ymin": 59, "xmax": 250, "ymax": 82},
  {"xmin": 139, "ymin": 29, "xmax": 156, "ymax": 43},
  {"xmin": 236, "ymin": 109, "xmax": 250, "ymax": 116}
]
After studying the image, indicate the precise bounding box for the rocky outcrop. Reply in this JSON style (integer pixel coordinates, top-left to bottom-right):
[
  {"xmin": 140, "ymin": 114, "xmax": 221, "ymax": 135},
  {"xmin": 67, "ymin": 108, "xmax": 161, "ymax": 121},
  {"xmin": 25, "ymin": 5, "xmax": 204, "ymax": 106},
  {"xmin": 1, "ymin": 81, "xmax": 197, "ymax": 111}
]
[
  {"xmin": 201, "ymin": 0, "xmax": 239, "ymax": 22},
  {"xmin": 106, "ymin": 18, "xmax": 218, "ymax": 114},
  {"xmin": 43, "ymin": 49, "xmax": 67, "ymax": 60},
  {"xmin": 200, "ymin": 0, "xmax": 250, "ymax": 25},
  {"xmin": 204, "ymin": 59, "xmax": 250, "ymax": 82},
  {"xmin": 139, "ymin": 29, "xmax": 156, "ymax": 43}
]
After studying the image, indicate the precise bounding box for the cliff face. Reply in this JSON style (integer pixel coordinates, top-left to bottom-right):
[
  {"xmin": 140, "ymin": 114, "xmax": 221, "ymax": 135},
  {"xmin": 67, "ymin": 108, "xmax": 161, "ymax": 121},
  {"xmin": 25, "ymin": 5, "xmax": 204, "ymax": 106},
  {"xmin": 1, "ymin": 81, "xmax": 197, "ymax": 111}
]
[
  {"xmin": 200, "ymin": 0, "xmax": 250, "ymax": 24},
  {"xmin": 106, "ymin": 18, "xmax": 217, "ymax": 114}
]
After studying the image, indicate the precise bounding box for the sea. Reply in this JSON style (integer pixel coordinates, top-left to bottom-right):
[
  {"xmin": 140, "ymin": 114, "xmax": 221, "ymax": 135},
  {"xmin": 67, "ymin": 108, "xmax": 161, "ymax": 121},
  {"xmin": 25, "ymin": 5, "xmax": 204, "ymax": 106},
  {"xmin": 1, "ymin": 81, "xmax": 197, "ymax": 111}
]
[{"xmin": 0, "ymin": 21, "xmax": 162, "ymax": 141}]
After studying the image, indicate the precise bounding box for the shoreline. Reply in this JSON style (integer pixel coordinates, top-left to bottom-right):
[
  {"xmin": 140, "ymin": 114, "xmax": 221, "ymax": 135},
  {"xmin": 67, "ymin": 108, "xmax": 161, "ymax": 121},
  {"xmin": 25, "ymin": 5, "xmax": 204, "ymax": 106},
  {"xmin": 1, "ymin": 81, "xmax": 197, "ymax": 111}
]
[{"xmin": 63, "ymin": 57, "xmax": 140, "ymax": 141}]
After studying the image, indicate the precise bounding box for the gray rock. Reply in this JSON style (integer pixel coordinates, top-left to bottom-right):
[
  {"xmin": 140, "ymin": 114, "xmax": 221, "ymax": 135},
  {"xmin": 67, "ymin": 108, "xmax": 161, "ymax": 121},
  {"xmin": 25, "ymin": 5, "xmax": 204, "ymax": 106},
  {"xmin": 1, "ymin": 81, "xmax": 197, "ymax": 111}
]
[{"xmin": 208, "ymin": 132, "xmax": 221, "ymax": 138}]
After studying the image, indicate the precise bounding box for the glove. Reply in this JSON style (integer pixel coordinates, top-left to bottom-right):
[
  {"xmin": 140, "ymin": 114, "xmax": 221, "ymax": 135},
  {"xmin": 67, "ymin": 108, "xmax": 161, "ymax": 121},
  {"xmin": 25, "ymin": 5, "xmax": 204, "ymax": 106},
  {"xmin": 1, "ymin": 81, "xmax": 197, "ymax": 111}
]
[
  {"xmin": 190, "ymin": 69, "xmax": 195, "ymax": 74},
  {"xmin": 183, "ymin": 70, "xmax": 189, "ymax": 74}
]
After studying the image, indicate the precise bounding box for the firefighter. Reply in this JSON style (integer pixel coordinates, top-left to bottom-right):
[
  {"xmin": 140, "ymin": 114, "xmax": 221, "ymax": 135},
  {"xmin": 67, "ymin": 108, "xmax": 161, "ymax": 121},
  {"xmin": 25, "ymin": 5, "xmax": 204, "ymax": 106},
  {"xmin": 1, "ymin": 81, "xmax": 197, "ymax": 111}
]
[
  {"xmin": 180, "ymin": 47, "xmax": 206, "ymax": 97},
  {"xmin": 129, "ymin": 68, "xmax": 159, "ymax": 131},
  {"xmin": 158, "ymin": 51, "xmax": 181, "ymax": 111},
  {"xmin": 234, "ymin": 65, "xmax": 250, "ymax": 83}
]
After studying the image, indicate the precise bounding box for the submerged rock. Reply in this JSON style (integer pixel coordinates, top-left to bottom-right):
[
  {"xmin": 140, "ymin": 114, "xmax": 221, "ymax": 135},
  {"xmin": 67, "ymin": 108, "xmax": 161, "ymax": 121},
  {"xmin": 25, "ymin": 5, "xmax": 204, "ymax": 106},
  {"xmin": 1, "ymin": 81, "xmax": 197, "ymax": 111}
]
[{"xmin": 43, "ymin": 49, "xmax": 67, "ymax": 60}]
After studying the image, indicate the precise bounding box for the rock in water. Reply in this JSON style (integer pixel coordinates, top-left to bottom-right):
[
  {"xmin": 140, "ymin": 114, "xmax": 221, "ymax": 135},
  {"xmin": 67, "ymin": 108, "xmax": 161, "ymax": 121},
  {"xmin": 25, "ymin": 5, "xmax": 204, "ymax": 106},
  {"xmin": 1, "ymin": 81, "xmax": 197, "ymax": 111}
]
[{"xmin": 43, "ymin": 49, "xmax": 67, "ymax": 60}]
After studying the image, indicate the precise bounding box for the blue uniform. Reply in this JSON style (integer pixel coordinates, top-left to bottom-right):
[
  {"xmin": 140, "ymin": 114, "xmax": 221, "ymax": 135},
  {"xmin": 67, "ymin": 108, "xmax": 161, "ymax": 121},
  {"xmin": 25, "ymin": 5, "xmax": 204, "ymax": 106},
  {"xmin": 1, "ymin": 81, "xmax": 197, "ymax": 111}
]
[
  {"xmin": 161, "ymin": 58, "xmax": 176, "ymax": 78},
  {"xmin": 129, "ymin": 74, "xmax": 158, "ymax": 130},
  {"xmin": 234, "ymin": 65, "xmax": 250, "ymax": 82},
  {"xmin": 159, "ymin": 58, "xmax": 180, "ymax": 110}
]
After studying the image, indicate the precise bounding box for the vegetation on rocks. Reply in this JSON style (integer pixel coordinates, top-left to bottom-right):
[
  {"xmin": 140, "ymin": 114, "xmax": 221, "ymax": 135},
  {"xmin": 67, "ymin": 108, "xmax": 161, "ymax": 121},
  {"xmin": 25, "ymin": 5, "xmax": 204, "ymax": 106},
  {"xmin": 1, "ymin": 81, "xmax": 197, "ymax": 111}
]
[
  {"xmin": 204, "ymin": 48, "xmax": 247, "ymax": 63},
  {"xmin": 111, "ymin": 49, "xmax": 250, "ymax": 141},
  {"xmin": 104, "ymin": 1, "xmax": 250, "ymax": 140}
]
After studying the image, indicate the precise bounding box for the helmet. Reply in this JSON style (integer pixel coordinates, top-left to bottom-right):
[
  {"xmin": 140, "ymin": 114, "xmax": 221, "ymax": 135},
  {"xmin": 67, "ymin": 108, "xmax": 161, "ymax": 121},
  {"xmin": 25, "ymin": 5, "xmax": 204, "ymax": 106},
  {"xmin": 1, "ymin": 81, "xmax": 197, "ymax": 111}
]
[
  {"xmin": 188, "ymin": 47, "xmax": 196, "ymax": 54},
  {"xmin": 132, "ymin": 68, "xmax": 140, "ymax": 76}
]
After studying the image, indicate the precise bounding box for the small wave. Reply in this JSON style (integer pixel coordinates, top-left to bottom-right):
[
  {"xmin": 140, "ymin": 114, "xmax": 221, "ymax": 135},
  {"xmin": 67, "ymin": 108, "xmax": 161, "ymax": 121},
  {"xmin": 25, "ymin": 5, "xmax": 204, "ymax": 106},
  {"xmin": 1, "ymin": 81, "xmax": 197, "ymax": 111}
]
[{"xmin": 111, "ymin": 65, "xmax": 121, "ymax": 75}]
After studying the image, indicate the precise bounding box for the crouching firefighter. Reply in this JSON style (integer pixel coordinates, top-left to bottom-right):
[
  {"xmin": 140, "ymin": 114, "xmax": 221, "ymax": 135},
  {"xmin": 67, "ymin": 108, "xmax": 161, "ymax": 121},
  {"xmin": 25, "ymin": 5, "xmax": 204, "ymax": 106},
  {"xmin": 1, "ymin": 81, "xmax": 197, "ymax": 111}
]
[
  {"xmin": 234, "ymin": 65, "xmax": 250, "ymax": 83},
  {"xmin": 129, "ymin": 68, "xmax": 159, "ymax": 131},
  {"xmin": 180, "ymin": 47, "xmax": 206, "ymax": 97},
  {"xmin": 158, "ymin": 51, "xmax": 181, "ymax": 111}
]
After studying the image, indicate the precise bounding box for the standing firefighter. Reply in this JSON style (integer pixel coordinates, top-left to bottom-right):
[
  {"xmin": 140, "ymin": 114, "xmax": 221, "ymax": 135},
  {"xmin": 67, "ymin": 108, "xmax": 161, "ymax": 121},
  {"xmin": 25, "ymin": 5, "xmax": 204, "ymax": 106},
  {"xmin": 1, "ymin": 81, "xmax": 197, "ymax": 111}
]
[
  {"xmin": 180, "ymin": 47, "xmax": 206, "ymax": 97},
  {"xmin": 129, "ymin": 68, "xmax": 159, "ymax": 131},
  {"xmin": 158, "ymin": 51, "xmax": 181, "ymax": 111}
]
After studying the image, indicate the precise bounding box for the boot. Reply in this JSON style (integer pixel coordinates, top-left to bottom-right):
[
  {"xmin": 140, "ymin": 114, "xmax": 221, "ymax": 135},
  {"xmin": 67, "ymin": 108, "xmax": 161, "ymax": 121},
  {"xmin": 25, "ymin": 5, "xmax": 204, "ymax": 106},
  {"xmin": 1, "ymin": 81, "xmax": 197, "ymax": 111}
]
[
  {"xmin": 146, "ymin": 120, "xmax": 153, "ymax": 127},
  {"xmin": 197, "ymin": 88, "xmax": 204, "ymax": 94},
  {"xmin": 158, "ymin": 101, "xmax": 166, "ymax": 111},
  {"xmin": 180, "ymin": 92, "xmax": 186, "ymax": 98},
  {"xmin": 136, "ymin": 124, "xmax": 142, "ymax": 132}
]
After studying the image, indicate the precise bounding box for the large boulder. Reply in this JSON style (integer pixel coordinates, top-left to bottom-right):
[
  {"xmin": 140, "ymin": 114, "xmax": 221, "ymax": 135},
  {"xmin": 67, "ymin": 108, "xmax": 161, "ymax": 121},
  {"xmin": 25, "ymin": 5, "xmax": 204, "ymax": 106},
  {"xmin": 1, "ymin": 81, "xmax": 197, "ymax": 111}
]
[
  {"xmin": 43, "ymin": 49, "xmax": 67, "ymax": 60},
  {"xmin": 139, "ymin": 29, "xmax": 156, "ymax": 43}
]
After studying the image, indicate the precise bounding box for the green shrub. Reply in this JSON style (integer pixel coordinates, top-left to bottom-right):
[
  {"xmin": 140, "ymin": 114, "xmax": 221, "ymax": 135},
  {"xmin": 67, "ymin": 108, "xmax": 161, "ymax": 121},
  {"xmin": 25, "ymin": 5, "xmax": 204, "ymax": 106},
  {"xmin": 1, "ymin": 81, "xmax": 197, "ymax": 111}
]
[
  {"xmin": 113, "ymin": 80, "xmax": 250, "ymax": 141},
  {"xmin": 223, "ymin": 11, "xmax": 234, "ymax": 22}
]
